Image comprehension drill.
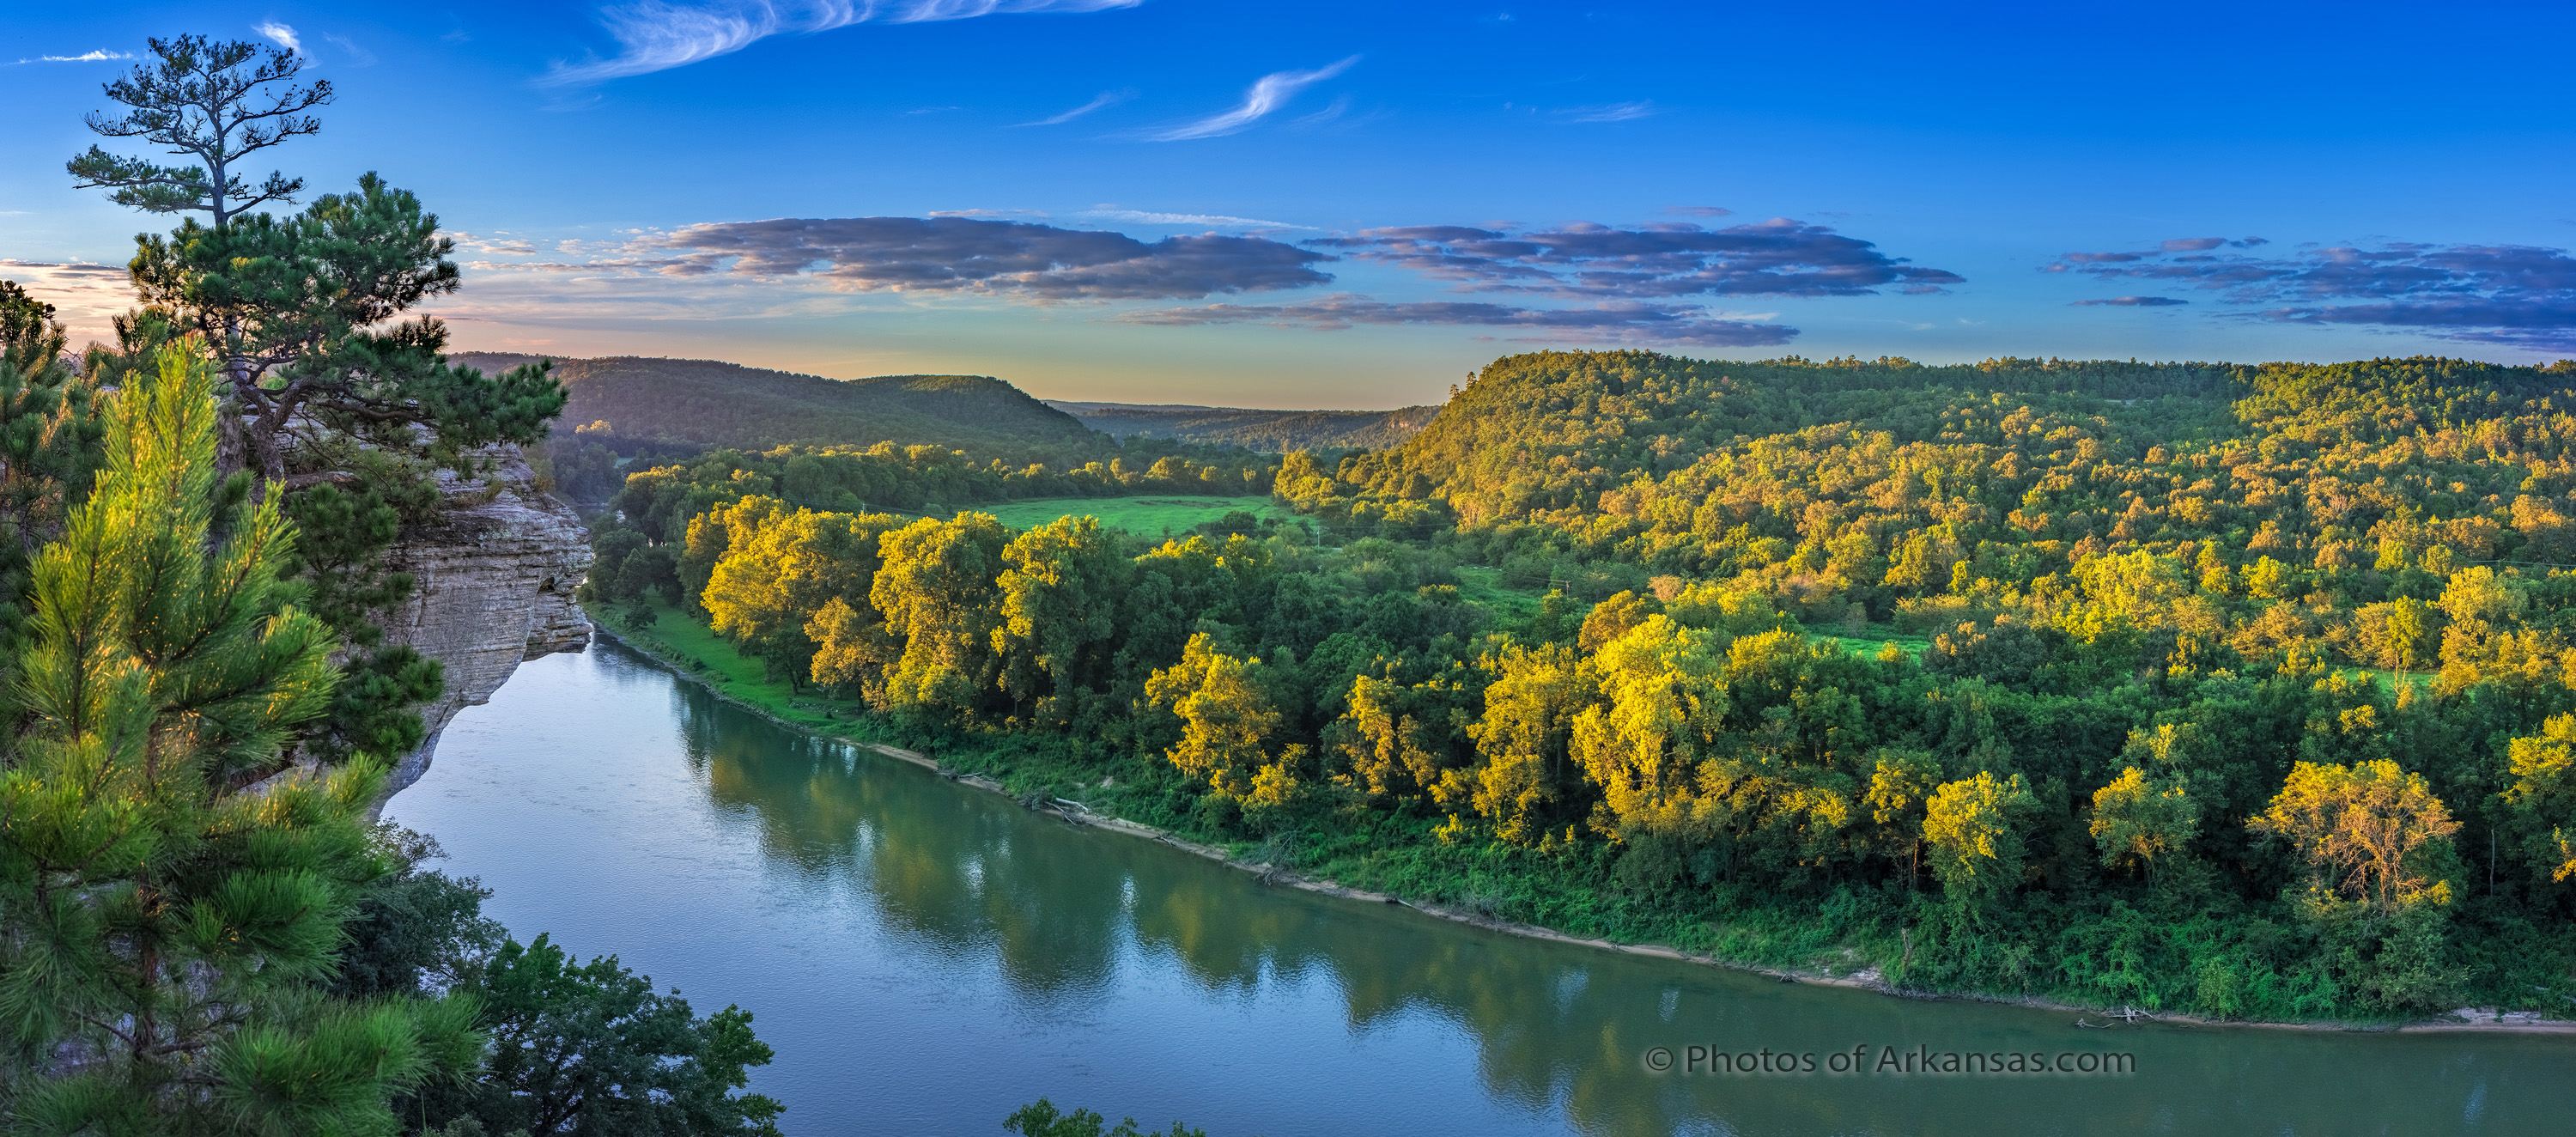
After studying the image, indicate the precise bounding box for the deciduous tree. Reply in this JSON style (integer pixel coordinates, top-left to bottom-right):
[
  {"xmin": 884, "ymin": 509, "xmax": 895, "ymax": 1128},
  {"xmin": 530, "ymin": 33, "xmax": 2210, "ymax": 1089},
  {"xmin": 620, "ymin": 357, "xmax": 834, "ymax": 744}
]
[
  {"xmin": 872, "ymin": 512, "xmax": 1011, "ymax": 714},
  {"xmin": 2251, "ymin": 760, "xmax": 2459, "ymax": 910},
  {"xmin": 1923, "ymin": 770, "xmax": 2038, "ymax": 902},
  {"xmin": 1145, "ymin": 633, "xmax": 1281, "ymax": 797},
  {"xmin": 2089, "ymin": 766, "xmax": 2200, "ymax": 878},
  {"xmin": 1571, "ymin": 616, "xmax": 1728, "ymax": 841},
  {"xmin": 994, "ymin": 515, "xmax": 1130, "ymax": 720}
]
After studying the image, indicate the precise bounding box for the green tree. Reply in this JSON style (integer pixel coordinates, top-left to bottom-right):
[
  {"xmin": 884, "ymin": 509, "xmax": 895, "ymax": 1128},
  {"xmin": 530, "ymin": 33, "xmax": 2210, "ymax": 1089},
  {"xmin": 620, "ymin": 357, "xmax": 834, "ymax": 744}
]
[
  {"xmin": 872, "ymin": 512, "xmax": 1012, "ymax": 714},
  {"xmin": 0, "ymin": 345, "xmax": 480, "ymax": 1130},
  {"xmin": 413, "ymin": 933, "xmax": 785, "ymax": 1137},
  {"xmin": 2243, "ymin": 556, "xmax": 2294, "ymax": 601},
  {"xmin": 1145, "ymin": 633, "xmax": 1282, "ymax": 798},
  {"xmin": 131, "ymin": 173, "xmax": 566, "ymax": 481},
  {"xmin": 330, "ymin": 826, "xmax": 502, "ymax": 1000},
  {"xmin": 2089, "ymin": 766, "xmax": 2200, "ymax": 878},
  {"xmin": 1863, "ymin": 747, "xmax": 1942, "ymax": 886},
  {"xmin": 701, "ymin": 503, "xmax": 902, "ymax": 687},
  {"xmin": 1332, "ymin": 670, "xmax": 1474, "ymax": 804},
  {"xmin": 2382, "ymin": 597, "xmax": 2439, "ymax": 675},
  {"xmin": 0, "ymin": 280, "xmax": 106, "ymax": 658},
  {"xmin": 1005, "ymin": 1098, "xmax": 1206, "ymax": 1137},
  {"xmin": 1570, "ymin": 615, "xmax": 1728, "ymax": 841},
  {"xmin": 66, "ymin": 34, "xmax": 328, "ymax": 226},
  {"xmin": 1577, "ymin": 588, "xmax": 1659, "ymax": 654},
  {"xmin": 993, "ymin": 515, "xmax": 1130, "ymax": 721},
  {"xmin": 2499, "ymin": 714, "xmax": 2576, "ymax": 885},
  {"xmin": 1466, "ymin": 641, "xmax": 1591, "ymax": 845},
  {"xmin": 1923, "ymin": 770, "xmax": 2038, "ymax": 902}
]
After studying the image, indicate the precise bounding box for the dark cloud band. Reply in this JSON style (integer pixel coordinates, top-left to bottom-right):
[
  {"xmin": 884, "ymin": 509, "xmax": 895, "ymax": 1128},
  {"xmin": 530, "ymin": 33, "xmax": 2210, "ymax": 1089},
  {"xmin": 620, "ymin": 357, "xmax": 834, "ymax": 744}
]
[
  {"xmin": 1309, "ymin": 217, "xmax": 1964, "ymax": 299},
  {"xmin": 2048, "ymin": 238, "xmax": 2576, "ymax": 350},
  {"xmin": 643, "ymin": 216, "xmax": 1334, "ymax": 299}
]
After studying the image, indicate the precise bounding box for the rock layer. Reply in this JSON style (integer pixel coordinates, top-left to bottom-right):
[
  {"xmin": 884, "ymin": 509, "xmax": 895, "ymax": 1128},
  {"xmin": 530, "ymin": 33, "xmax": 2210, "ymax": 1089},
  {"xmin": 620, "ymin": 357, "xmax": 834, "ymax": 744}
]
[{"xmin": 377, "ymin": 444, "xmax": 592, "ymax": 804}]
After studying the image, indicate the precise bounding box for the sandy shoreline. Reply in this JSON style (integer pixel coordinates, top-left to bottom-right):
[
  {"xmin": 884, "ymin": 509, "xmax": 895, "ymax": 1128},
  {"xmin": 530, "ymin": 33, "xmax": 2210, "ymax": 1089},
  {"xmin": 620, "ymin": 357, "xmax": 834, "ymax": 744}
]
[{"xmin": 577, "ymin": 622, "xmax": 2576, "ymax": 1037}]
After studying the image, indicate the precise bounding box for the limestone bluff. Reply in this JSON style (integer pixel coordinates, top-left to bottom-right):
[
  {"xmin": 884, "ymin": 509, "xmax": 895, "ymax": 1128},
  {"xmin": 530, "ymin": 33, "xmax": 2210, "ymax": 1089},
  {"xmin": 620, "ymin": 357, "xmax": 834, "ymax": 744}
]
[{"xmin": 375, "ymin": 441, "xmax": 593, "ymax": 806}]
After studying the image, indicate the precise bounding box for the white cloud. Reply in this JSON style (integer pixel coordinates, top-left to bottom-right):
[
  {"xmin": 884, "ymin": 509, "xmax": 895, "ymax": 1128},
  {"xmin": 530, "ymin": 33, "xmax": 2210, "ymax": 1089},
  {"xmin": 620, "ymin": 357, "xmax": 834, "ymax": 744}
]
[
  {"xmin": 16, "ymin": 50, "xmax": 137, "ymax": 64},
  {"xmin": 255, "ymin": 21, "xmax": 303, "ymax": 53},
  {"xmin": 543, "ymin": 0, "xmax": 1138, "ymax": 86},
  {"xmin": 1139, "ymin": 57, "xmax": 1359, "ymax": 142},
  {"xmin": 1013, "ymin": 90, "xmax": 1125, "ymax": 127},
  {"xmin": 450, "ymin": 231, "xmax": 541, "ymax": 255}
]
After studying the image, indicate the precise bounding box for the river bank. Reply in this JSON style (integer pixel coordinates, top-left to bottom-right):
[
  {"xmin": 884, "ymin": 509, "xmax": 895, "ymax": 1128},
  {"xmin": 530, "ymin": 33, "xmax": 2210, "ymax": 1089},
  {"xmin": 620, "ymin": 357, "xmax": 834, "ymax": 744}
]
[{"xmin": 570, "ymin": 603, "xmax": 2572, "ymax": 1037}]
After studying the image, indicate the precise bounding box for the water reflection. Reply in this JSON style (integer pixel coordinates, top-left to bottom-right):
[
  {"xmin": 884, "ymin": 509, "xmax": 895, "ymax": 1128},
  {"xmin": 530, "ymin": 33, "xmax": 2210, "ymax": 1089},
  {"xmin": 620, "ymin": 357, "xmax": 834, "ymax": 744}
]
[{"xmin": 398, "ymin": 643, "xmax": 2576, "ymax": 1137}]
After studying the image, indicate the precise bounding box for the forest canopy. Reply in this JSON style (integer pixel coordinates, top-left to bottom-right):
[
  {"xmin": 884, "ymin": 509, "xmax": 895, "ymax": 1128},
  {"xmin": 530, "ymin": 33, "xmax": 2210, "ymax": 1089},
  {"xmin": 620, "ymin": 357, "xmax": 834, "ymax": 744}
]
[{"xmin": 597, "ymin": 346, "xmax": 2576, "ymax": 1023}]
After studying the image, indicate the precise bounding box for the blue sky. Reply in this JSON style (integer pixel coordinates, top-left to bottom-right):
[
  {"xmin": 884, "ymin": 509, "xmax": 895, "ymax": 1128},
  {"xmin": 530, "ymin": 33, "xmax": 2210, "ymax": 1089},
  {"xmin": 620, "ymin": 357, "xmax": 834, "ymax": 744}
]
[{"xmin": 5, "ymin": 1, "xmax": 2573, "ymax": 408}]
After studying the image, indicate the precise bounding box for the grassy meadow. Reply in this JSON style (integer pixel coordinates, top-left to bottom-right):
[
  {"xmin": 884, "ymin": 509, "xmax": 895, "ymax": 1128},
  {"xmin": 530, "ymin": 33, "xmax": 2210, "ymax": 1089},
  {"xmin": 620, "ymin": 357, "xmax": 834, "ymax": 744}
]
[{"xmin": 973, "ymin": 495, "xmax": 1288, "ymax": 533}]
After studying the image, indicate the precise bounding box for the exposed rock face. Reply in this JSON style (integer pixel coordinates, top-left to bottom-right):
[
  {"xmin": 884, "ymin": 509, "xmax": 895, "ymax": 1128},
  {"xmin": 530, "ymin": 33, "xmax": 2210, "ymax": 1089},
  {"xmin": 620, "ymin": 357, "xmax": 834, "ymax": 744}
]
[{"xmin": 376, "ymin": 444, "xmax": 592, "ymax": 803}]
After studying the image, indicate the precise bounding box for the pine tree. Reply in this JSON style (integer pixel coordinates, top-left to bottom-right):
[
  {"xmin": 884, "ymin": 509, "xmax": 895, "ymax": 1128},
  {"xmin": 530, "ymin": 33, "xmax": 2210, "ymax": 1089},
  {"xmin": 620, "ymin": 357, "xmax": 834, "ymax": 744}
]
[
  {"xmin": 70, "ymin": 35, "xmax": 565, "ymax": 485},
  {"xmin": 0, "ymin": 281, "xmax": 107, "ymax": 665},
  {"xmin": 69, "ymin": 33, "xmax": 572, "ymax": 787},
  {"xmin": 0, "ymin": 345, "xmax": 481, "ymax": 1131}
]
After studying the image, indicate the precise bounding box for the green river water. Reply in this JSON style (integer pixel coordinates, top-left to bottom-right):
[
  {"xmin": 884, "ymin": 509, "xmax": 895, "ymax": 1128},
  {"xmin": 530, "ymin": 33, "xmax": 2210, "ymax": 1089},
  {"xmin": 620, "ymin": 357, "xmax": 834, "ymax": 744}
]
[{"xmin": 381, "ymin": 640, "xmax": 2574, "ymax": 1135}]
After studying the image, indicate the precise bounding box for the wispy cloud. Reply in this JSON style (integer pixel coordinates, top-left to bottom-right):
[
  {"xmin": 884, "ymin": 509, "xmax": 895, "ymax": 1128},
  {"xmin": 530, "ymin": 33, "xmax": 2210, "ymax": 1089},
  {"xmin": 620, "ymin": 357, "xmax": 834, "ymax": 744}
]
[
  {"xmin": 1014, "ymin": 90, "xmax": 1125, "ymax": 127},
  {"xmin": 1293, "ymin": 94, "xmax": 1353, "ymax": 126},
  {"xmin": 1138, "ymin": 56, "xmax": 1359, "ymax": 142},
  {"xmin": 543, "ymin": 0, "xmax": 1139, "ymax": 86},
  {"xmin": 1078, "ymin": 209, "xmax": 1309, "ymax": 229},
  {"xmin": 2072, "ymin": 295, "xmax": 2187, "ymax": 307},
  {"xmin": 1115, "ymin": 293, "xmax": 1798, "ymax": 347},
  {"xmin": 1561, "ymin": 100, "xmax": 1655, "ymax": 123},
  {"xmin": 255, "ymin": 21, "xmax": 303, "ymax": 53},
  {"xmin": 323, "ymin": 33, "xmax": 379, "ymax": 65},
  {"xmin": 12, "ymin": 49, "xmax": 137, "ymax": 64}
]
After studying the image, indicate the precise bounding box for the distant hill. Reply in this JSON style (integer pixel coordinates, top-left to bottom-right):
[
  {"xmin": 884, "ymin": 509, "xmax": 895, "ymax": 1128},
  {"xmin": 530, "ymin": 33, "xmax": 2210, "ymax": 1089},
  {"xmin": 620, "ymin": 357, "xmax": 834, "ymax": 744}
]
[
  {"xmin": 1049, "ymin": 401, "xmax": 1440, "ymax": 453},
  {"xmin": 449, "ymin": 353, "xmax": 1095, "ymax": 453}
]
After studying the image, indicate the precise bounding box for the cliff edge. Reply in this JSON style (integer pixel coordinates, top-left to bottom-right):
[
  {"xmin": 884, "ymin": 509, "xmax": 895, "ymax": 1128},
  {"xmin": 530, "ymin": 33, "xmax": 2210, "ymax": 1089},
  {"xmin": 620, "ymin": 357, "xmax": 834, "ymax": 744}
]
[{"xmin": 376, "ymin": 443, "xmax": 592, "ymax": 805}]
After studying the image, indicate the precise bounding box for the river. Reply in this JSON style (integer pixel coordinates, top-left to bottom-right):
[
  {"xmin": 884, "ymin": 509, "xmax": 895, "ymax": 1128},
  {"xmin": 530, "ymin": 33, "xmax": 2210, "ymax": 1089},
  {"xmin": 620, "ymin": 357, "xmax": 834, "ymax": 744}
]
[{"xmin": 383, "ymin": 641, "xmax": 2574, "ymax": 1136}]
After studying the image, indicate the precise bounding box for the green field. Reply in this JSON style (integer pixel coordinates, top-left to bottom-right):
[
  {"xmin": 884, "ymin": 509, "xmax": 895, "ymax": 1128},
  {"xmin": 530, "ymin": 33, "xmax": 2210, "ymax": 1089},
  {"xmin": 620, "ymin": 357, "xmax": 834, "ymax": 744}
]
[
  {"xmin": 978, "ymin": 495, "xmax": 1288, "ymax": 534},
  {"xmin": 1810, "ymin": 624, "xmax": 1933, "ymax": 661},
  {"xmin": 1449, "ymin": 566, "xmax": 1544, "ymax": 618}
]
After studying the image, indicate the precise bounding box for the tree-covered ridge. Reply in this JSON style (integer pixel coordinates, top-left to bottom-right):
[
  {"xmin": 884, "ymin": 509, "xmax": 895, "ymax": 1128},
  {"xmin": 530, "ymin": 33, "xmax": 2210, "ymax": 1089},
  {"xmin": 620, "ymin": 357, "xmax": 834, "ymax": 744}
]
[
  {"xmin": 1049, "ymin": 400, "xmax": 1441, "ymax": 453},
  {"xmin": 1291, "ymin": 352, "xmax": 2576, "ymax": 623},
  {"xmin": 452, "ymin": 352, "xmax": 1096, "ymax": 453},
  {"xmin": 1315, "ymin": 350, "xmax": 2232, "ymax": 528}
]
